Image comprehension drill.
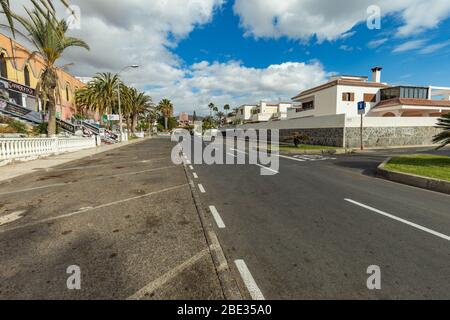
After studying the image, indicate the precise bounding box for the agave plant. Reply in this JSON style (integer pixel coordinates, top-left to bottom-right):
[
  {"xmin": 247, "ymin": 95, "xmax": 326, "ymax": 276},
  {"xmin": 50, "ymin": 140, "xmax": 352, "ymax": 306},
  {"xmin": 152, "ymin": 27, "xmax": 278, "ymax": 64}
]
[
  {"xmin": 11, "ymin": 2, "xmax": 89, "ymax": 135},
  {"xmin": 433, "ymin": 113, "xmax": 450, "ymax": 149}
]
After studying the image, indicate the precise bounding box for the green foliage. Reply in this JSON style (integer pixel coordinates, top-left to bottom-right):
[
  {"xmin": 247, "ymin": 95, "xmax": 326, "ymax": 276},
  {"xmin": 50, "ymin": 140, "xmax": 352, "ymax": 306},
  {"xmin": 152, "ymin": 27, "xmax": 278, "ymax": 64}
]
[
  {"xmin": 32, "ymin": 122, "xmax": 59, "ymax": 135},
  {"xmin": 433, "ymin": 113, "xmax": 450, "ymax": 149},
  {"xmin": 0, "ymin": 116, "xmax": 29, "ymax": 134}
]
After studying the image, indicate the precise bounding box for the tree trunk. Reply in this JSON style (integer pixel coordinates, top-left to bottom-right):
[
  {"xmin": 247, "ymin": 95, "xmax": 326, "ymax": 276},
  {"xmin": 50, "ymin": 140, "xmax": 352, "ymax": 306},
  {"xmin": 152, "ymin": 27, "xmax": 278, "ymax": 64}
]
[
  {"xmin": 132, "ymin": 113, "xmax": 138, "ymax": 134},
  {"xmin": 47, "ymin": 94, "xmax": 57, "ymax": 136},
  {"xmin": 164, "ymin": 117, "xmax": 168, "ymax": 131},
  {"xmin": 126, "ymin": 115, "xmax": 131, "ymax": 137}
]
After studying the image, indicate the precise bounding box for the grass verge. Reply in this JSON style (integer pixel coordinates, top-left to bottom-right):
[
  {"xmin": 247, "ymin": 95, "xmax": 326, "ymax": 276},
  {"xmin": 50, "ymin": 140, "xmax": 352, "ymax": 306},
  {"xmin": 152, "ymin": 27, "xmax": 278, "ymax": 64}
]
[{"xmin": 384, "ymin": 154, "xmax": 450, "ymax": 182}]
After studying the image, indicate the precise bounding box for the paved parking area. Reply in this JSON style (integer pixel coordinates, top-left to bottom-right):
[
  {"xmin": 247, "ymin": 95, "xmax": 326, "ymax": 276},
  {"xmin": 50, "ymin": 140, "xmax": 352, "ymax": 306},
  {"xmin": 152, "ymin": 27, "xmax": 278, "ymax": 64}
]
[{"xmin": 0, "ymin": 138, "xmax": 225, "ymax": 300}]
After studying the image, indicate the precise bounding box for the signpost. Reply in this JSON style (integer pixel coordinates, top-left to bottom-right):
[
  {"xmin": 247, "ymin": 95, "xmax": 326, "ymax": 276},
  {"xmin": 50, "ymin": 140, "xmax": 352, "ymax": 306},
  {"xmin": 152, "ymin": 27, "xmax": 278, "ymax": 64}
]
[{"xmin": 357, "ymin": 101, "xmax": 366, "ymax": 151}]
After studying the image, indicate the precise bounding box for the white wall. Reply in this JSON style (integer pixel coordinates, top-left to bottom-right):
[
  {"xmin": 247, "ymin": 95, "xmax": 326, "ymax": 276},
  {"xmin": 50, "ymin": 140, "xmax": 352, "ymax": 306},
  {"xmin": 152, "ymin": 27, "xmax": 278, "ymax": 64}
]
[
  {"xmin": 239, "ymin": 114, "xmax": 346, "ymax": 130},
  {"xmin": 336, "ymin": 85, "xmax": 380, "ymax": 117},
  {"xmin": 345, "ymin": 116, "xmax": 439, "ymax": 128},
  {"xmin": 289, "ymin": 85, "xmax": 338, "ymax": 119}
]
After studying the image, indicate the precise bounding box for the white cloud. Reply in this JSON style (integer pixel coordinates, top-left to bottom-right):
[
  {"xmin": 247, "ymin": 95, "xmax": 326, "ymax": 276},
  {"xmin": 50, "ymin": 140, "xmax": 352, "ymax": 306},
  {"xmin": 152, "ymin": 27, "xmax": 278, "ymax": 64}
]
[
  {"xmin": 3, "ymin": 0, "xmax": 331, "ymax": 114},
  {"xmin": 393, "ymin": 39, "xmax": 427, "ymax": 53},
  {"xmin": 151, "ymin": 61, "xmax": 329, "ymax": 114},
  {"xmin": 419, "ymin": 40, "xmax": 450, "ymax": 54},
  {"xmin": 233, "ymin": 0, "xmax": 450, "ymax": 41},
  {"xmin": 367, "ymin": 38, "xmax": 389, "ymax": 49}
]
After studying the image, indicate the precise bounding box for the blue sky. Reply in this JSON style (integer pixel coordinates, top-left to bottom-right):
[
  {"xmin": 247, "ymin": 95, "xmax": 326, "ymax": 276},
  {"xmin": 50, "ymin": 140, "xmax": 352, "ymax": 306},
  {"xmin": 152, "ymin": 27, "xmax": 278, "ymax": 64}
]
[
  {"xmin": 10, "ymin": 0, "xmax": 450, "ymax": 114},
  {"xmin": 175, "ymin": 1, "xmax": 450, "ymax": 88}
]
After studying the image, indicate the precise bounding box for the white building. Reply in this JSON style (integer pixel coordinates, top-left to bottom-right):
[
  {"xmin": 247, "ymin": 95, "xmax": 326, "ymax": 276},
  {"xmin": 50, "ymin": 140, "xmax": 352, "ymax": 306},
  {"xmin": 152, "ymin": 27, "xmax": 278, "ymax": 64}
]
[
  {"xmin": 289, "ymin": 67, "xmax": 450, "ymax": 119},
  {"xmin": 236, "ymin": 101, "xmax": 293, "ymax": 123}
]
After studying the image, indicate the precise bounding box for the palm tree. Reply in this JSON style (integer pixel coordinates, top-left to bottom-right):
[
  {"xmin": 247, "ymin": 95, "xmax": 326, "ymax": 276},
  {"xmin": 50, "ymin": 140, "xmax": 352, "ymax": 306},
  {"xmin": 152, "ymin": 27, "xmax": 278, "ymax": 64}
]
[
  {"xmin": 2, "ymin": 0, "xmax": 70, "ymax": 37},
  {"xmin": 208, "ymin": 102, "xmax": 215, "ymax": 117},
  {"xmin": 216, "ymin": 111, "xmax": 225, "ymax": 126},
  {"xmin": 433, "ymin": 113, "xmax": 450, "ymax": 149},
  {"xmin": 157, "ymin": 98, "xmax": 174, "ymax": 131},
  {"xmin": 13, "ymin": 3, "xmax": 89, "ymax": 135},
  {"xmin": 224, "ymin": 104, "xmax": 230, "ymax": 114},
  {"xmin": 122, "ymin": 86, "xmax": 153, "ymax": 134}
]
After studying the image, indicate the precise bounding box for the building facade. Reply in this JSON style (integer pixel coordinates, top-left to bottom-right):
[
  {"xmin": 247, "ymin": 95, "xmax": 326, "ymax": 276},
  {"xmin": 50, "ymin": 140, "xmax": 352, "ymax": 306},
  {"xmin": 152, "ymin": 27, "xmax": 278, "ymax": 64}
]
[
  {"xmin": 0, "ymin": 33, "xmax": 85, "ymax": 121},
  {"xmin": 290, "ymin": 67, "xmax": 450, "ymax": 119}
]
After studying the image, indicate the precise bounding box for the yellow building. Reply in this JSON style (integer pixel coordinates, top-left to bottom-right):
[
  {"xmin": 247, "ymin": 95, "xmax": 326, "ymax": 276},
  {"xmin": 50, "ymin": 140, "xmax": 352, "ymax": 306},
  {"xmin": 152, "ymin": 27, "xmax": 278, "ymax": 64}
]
[{"xmin": 0, "ymin": 32, "xmax": 85, "ymax": 121}]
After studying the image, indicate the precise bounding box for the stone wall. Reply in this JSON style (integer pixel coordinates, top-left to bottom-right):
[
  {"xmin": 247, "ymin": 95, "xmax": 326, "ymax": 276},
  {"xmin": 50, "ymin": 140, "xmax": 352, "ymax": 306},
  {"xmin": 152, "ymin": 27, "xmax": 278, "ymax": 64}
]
[
  {"xmin": 345, "ymin": 126, "xmax": 441, "ymax": 149},
  {"xmin": 279, "ymin": 128, "xmax": 344, "ymax": 147}
]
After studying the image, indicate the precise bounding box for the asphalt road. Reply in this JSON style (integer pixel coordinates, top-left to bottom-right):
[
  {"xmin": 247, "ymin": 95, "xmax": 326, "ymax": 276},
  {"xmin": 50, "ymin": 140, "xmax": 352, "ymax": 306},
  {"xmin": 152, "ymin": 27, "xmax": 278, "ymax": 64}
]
[
  {"xmin": 186, "ymin": 139, "xmax": 450, "ymax": 299},
  {"xmin": 0, "ymin": 138, "xmax": 224, "ymax": 300}
]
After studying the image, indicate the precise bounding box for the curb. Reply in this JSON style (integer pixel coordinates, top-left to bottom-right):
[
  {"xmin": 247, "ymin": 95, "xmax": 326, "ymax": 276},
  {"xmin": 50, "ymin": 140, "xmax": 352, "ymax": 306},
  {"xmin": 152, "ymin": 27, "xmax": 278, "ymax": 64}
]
[
  {"xmin": 182, "ymin": 163, "xmax": 243, "ymax": 300},
  {"xmin": 376, "ymin": 157, "xmax": 450, "ymax": 195}
]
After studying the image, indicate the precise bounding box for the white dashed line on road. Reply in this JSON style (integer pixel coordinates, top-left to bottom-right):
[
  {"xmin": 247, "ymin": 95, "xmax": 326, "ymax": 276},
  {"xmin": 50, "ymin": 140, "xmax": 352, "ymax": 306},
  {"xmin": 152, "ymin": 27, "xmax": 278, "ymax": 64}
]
[
  {"xmin": 189, "ymin": 165, "xmax": 194, "ymax": 170},
  {"xmin": 193, "ymin": 173, "xmax": 198, "ymax": 179},
  {"xmin": 234, "ymin": 260, "xmax": 265, "ymax": 300},
  {"xmin": 345, "ymin": 199, "xmax": 450, "ymax": 241},
  {"xmin": 0, "ymin": 211, "xmax": 25, "ymax": 226},
  {"xmin": 208, "ymin": 206, "xmax": 226, "ymax": 229},
  {"xmin": 198, "ymin": 184, "xmax": 206, "ymax": 193}
]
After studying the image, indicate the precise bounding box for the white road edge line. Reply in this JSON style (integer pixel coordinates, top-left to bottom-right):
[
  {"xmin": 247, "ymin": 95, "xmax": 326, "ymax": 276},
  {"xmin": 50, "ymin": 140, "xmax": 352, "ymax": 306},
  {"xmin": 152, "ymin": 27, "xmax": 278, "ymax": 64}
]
[
  {"xmin": 208, "ymin": 206, "xmax": 226, "ymax": 229},
  {"xmin": 198, "ymin": 184, "xmax": 206, "ymax": 193},
  {"xmin": 345, "ymin": 199, "xmax": 450, "ymax": 241},
  {"xmin": 193, "ymin": 173, "xmax": 199, "ymax": 179},
  {"xmin": 234, "ymin": 260, "xmax": 265, "ymax": 300}
]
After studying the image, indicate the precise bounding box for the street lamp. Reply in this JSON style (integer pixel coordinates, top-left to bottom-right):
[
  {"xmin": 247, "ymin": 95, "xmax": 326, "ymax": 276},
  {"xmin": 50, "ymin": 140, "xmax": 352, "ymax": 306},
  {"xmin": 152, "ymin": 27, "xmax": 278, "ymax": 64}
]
[{"xmin": 117, "ymin": 65, "xmax": 139, "ymax": 141}]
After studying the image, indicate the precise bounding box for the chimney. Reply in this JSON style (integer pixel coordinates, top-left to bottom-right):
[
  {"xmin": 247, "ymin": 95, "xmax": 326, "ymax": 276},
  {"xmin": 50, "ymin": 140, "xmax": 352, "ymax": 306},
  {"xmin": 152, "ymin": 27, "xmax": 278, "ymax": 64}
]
[{"xmin": 371, "ymin": 67, "xmax": 383, "ymax": 83}]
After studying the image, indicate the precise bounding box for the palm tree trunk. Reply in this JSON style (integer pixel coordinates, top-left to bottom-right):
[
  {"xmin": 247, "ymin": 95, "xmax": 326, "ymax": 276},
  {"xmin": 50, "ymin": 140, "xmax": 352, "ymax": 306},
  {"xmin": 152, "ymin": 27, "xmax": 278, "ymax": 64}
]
[
  {"xmin": 132, "ymin": 113, "xmax": 138, "ymax": 134},
  {"xmin": 47, "ymin": 94, "xmax": 57, "ymax": 136},
  {"xmin": 164, "ymin": 117, "xmax": 168, "ymax": 131}
]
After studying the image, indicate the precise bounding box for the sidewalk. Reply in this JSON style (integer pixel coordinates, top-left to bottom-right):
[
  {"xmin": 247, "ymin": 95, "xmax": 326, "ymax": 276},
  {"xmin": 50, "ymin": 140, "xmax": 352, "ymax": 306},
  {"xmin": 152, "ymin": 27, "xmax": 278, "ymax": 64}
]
[
  {"xmin": 0, "ymin": 138, "xmax": 234, "ymax": 299},
  {"xmin": 0, "ymin": 138, "xmax": 147, "ymax": 183}
]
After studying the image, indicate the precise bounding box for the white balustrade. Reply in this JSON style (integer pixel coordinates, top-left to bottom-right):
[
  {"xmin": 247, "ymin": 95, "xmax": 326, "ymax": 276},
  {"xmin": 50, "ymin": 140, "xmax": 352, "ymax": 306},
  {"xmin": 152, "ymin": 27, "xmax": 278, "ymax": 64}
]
[{"xmin": 0, "ymin": 137, "xmax": 97, "ymax": 163}]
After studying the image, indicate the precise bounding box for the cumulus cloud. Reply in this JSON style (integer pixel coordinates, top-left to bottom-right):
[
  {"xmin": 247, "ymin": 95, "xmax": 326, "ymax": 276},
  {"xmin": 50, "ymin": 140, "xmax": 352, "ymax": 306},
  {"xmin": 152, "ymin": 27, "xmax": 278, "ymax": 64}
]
[
  {"xmin": 233, "ymin": 0, "xmax": 450, "ymax": 41},
  {"xmin": 3, "ymin": 0, "xmax": 331, "ymax": 114},
  {"xmin": 151, "ymin": 61, "xmax": 329, "ymax": 113},
  {"xmin": 393, "ymin": 39, "xmax": 427, "ymax": 53}
]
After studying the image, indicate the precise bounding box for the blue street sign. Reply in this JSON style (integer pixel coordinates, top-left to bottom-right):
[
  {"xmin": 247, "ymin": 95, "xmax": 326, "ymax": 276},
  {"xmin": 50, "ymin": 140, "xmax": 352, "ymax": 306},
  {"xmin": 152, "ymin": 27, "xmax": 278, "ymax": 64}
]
[{"xmin": 358, "ymin": 101, "xmax": 366, "ymax": 115}]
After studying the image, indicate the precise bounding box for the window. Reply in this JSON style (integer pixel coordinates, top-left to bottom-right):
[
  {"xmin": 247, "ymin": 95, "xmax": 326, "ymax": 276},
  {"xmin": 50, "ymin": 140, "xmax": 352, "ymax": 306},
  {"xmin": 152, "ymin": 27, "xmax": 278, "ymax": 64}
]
[
  {"xmin": 364, "ymin": 93, "xmax": 376, "ymax": 103},
  {"xmin": 342, "ymin": 92, "xmax": 355, "ymax": 102},
  {"xmin": 24, "ymin": 66, "xmax": 31, "ymax": 87},
  {"xmin": 302, "ymin": 100, "xmax": 314, "ymax": 110},
  {"xmin": 0, "ymin": 54, "xmax": 7, "ymax": 78}
]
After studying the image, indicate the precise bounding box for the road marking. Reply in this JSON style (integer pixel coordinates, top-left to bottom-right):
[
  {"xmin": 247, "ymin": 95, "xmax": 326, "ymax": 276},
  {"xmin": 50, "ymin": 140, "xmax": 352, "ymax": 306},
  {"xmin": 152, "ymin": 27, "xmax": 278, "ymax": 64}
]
[
  {"xmin": 0, "ymin": 166, "xmax": 177, "ymax": 197},
  {"xmin": 189, "ymin": 165, "xmax": 194, "ymax": 170},
  {"xmin": 208, "ymin": 206, "xmax": 226, "ymax": 229},
  {"xmin": 345, "ymin": 199, "xmax": 450, "ymax": 241},
  {"xmin": 193, "ymin": 173, "xmax": 199, "ymax": 179},
  {"xmin": 127, "ymin": 249, "xmax": 209, "ymax": 300},
  {"xmin": 0, "ymin": 211, "xmax": 25, "ymax": 226},
  {"xmin": 226, "ymin": 153, "xmax": 237, "ymax": 158},
  {"xmin": 198, "ymin": 184, "xmax": 206, "ymax": 193},
  {"xmin": 186, "ymin": 160, "xmax": 191, "ymax": 165},
  {"xmin": 256, "ymin": 164, "xmax": 279, "ymax": 174},
  {"xmin": 0, "ymin": 184, "xmax": 189, "ymax": 234},
  {"xmin": 234, "ymin": 260, "xmax": 265, "ymax": 300}
]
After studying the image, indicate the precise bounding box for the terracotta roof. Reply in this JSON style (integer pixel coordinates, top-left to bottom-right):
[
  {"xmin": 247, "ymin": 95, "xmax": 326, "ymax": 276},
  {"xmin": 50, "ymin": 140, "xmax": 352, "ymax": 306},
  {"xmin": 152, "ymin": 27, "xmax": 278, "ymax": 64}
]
[
  {"xmin": 374, "ymin": 98, "xmax": 450, "ymax": 109},
  {"xmin": 292, "ymin": 79, "xmax": 389, "ymax": 100}
]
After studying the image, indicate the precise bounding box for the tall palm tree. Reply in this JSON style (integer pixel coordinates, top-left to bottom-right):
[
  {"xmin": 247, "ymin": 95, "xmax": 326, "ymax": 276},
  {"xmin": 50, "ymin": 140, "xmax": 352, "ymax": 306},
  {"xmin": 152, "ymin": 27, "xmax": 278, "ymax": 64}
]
[
  {"xmin": 157, "ymin": 98, "xmax": 174, "ymax": 131},
  {"xmin": 224, "ymin": 104, "xmax": 230, "ymax": 114},
  {"xmin": 75, "ymin": 73, "xmax": 120, "ymax": 126},
  {"xmin": 208, "ymin": 102, "xmax": 215, "ymax": 117},
  {"xmin": 2, "ymin": 0, "xmax": 70, "ymax": 37},
  {"xmin": 122, "ymin": 86, "xmax": 153, "ymax": 134},
  {"xmin": 433, "ymin": 113, "xmax": 450, "ymax": 149},
  {"xmin": 13, "ymin": 3, "xmax": 89, "ymax": 135}
]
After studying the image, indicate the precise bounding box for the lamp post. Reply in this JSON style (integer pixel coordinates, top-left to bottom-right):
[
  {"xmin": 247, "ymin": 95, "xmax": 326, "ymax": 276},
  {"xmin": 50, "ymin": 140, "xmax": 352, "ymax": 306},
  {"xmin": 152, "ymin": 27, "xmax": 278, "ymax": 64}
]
[{"xmin": 117, "ymin": 65, "xmax": 139, "ymax": 141}]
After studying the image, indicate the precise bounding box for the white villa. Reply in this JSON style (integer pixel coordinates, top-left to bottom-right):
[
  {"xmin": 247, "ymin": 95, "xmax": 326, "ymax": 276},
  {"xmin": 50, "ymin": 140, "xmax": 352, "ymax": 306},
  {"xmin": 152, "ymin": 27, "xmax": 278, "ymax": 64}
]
[
  {"xmin": 236, "ymin": 101, "xmax": 293, "ymax": 123},
  {"xmin": 289, "ymin": 67, "xmax": 450, "ymax": 119}
]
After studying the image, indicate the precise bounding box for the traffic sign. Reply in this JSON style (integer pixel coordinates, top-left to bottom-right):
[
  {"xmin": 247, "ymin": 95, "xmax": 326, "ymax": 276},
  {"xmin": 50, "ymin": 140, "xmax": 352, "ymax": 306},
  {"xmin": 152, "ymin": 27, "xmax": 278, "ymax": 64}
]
[{"xmin": 358, "ymin": 101, "xmax": 366, "ymax": 115}]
